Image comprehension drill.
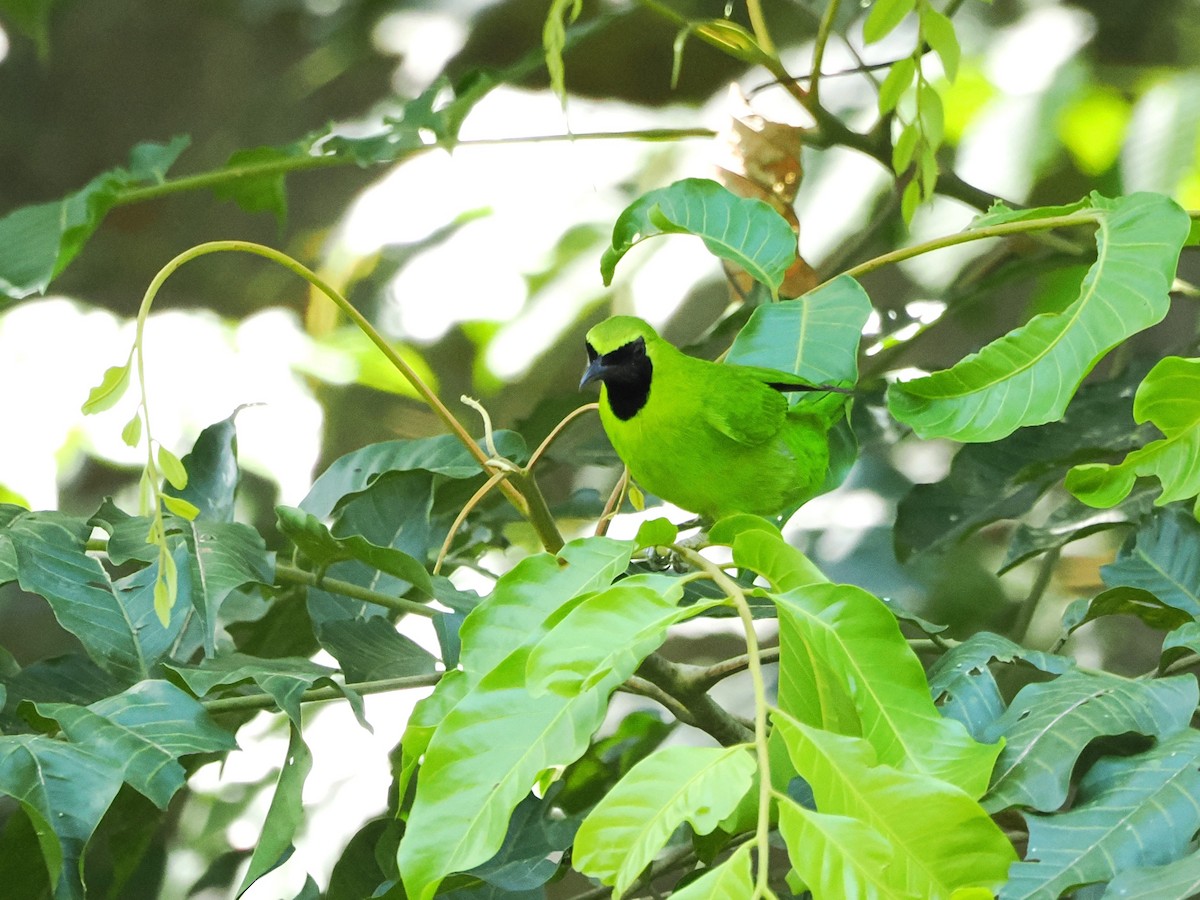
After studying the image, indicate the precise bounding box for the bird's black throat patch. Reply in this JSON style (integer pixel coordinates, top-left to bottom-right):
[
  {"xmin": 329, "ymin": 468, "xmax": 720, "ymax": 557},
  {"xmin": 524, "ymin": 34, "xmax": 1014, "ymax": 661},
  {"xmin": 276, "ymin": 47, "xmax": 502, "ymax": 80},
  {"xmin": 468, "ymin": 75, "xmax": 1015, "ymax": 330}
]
[{"xmin": 598, "ymin": 337, "xmax": 652, "ymax": 421}]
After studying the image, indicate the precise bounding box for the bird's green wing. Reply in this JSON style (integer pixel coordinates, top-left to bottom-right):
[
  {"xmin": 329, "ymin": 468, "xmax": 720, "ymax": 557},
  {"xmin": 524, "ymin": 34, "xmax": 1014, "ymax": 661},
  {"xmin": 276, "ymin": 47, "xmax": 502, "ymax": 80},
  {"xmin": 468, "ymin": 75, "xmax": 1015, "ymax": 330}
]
[{"xmin": 703, "ymin": 374, "xmax": 789, "ymax": 446}]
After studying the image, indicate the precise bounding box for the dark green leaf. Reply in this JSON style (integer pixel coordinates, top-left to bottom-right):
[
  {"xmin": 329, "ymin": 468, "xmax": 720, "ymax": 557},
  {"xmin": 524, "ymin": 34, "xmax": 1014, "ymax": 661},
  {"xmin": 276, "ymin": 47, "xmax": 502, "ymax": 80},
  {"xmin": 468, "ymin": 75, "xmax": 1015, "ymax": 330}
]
[
  {"xmin": 983, "ymin": 670, "xmax": 1197, "ymax": 812},
  {"xmin": 165, "ymin": 410, "xmax": 244, "ymax": 523},
  {"xmin": 1100, "ymin": 508, "xmax": 1200, "ymax": 617},
  {"xmin": 466, "ymin": 788, "xmax": 580, "ymax": 891},
  {"xmin": 30, "ymin": 680, "xmax": 235, "ymax": 809},
  {"xmin": 316, "ymin": 617, "xmax": 437, "ymax": 681},
  {"xmin": 1001, "ymin": 491, "xmax": 1153, "ymax": 573},
  {"xmin": 1002, "ymin": 732, "xmax": 1200, "ymax": 899},
  {"xmin": 600, "ymin": 178, "xmax": 799, "ymax": 294},
  {"xmin": 0, "ymin": 734, "xmax": 124, "ymax": 900},
  {"xmin": 1064, "ymin": 586, "xmax": 1193, "ymax": 638},
  {"xmin": 165, "ymin": 653, "xmax": 336, "ymax": 727},
  {"xmin": 1102, "ymin": 847, "xmax": 1200, "ymax": 898},
  {"xmin": 210, "ymin": 146, "xmax": 294, "ymax": 224},
  {"xmin": 238, "ymin": 722, "xmax": 312, "ymax": 897},
  {"xmin": 1159, "ymin": 621, "xmax": 1200, "ymax": 672}
]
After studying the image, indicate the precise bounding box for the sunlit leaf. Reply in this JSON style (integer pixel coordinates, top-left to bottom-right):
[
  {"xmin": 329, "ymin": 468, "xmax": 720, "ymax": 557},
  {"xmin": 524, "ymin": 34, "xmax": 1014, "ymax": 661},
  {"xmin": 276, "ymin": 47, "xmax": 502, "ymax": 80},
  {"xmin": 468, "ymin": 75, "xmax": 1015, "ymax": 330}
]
[
  {"xmin": 573, "ymin": 745, "xmax": 755, "ymax": 895},
  {"xmin": 601, "ymin": 178, "xmax": 799, "ymax": 295},
  {"xmin": 888, "ymin": 193, "xmax": 1190, "ymax": 442},
  {"xmin": 670, "ymin": 843, "xmax": 753, "ymax": 899},
  {"xmin": 81, "ymin": 361, "xmax": 132, "ymax": 415}
]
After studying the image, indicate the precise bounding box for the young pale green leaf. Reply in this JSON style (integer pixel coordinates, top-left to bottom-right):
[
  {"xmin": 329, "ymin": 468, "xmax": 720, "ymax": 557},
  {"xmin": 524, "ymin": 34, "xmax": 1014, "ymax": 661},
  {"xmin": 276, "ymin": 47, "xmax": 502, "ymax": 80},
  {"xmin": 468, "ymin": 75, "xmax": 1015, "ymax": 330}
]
[
  {"xmin": 983, "ymin": 669, "xmax": 1197, "ymax": 813},
  {"xmin": 542, "ymin": 0, "xmax": 582, "ymax": 108},
  {"xmin": 1099, "ymin": 508, "xmax": 1200, "ymax": 616},
  {"xmin": 772, "ymin": 582, "xmax": 1000, "ymax": 797},
  {"xmin": 726, "ymin": 274, "xmax": 872, "ymax": 387},
  {"xmin": 120, "ymin": 410, "xmax": 142, "ymax": 447},
  {"xmin": 774, "ymin": 713, "xmax": 1017, "ymax": 897},
  {"xmin": 160, "ymin": 494, "xmax": 200, "ymax": 521},
  {"xmin": 1101, "ymin": 848, "xmax": 1200, "ymax": 899},
  {"xmin": 1001, "ymin": 732, "xmax": 1200, "ymax": 899},
  {"xmin": 600, "ymin": 178, "xmax": 799, "ymax": 294},
  {"xmin": 1067, "ymin": 356, "xmax": 1200, "ymax": 508},
  {"xmin": 633, "ymin": 517, "xmax": 677, "ymax": 550},
  {"xmin": 81, "ymin": 361, "xmax": 132, "ymax": 415},
  {"xmin": 689, "ymin": 19, "xmax": 773, "ymax": 66},
  {"xmin": 238, "ymin": 722, "xmax": 313, "ymax": 898},
  {"xmin": 526, "ymin": 574, "xmax": 701, "ymax": 697},
  {"xmin": 863, "ymin": 0, "xmax": 916, "ymax": 44},
  {"xmin": 893, "ymin": 122, "xmax": 920, "ymax": 172},
  {"xmin": 0, "ymin": 734, "xmax": 125, "ymax": 900},
  {"xmin": 572, "ymin": 745, "xmax": 755, "ymax": 896},
  {"xmin": 30, "ymin": 679, "xmax": 235, "ymax": 810},
  {"xmin": 397, "ymin": 655, "xmax": 627, "ymax": 900},
  {"xmin": 888, "ymin": 193, "xmax": 1191, "ymax": 442},
  {"xmin": 157, "ymin": 445, "xmax": 189, "ymax": 491},
  {"xmin": 878, "ymin": 56, "xmax": 916, "ymax": 115},
  {"xmin": 900, "ymin": 178, "xmax": 922, "ymax": 223},
  {"xmin": 166, "ymin": 653, "xmax": 337, "ymax": 727},
  {"xmin": 920, "ymin": 5, "xmax": 960, "ymax": 81},
  {"xmin": 154, "ymin": 544, "xmax": 179, "ymax": 625},
  {"xmin": 776, "ymin": 795, "xmax": 900, "ymax": 899},
  {"xmin": 670, "ymin": 843, "xmax": 753, "ymax": 899}
]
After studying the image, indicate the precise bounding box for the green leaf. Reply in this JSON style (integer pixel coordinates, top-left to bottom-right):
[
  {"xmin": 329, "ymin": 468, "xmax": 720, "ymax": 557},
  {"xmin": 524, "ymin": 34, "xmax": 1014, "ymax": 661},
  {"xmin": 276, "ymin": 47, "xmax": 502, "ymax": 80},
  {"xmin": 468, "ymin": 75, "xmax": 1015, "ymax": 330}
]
[
  {"xmin": 0, "ymin": 734, "xmax": 125, "ymax": 900},
  {"xmin": 670, "ymin": 843, "xmax": 753, "ymax": 899},
  {"xmin": 1099, "ymin": 508, "xmax": 1200, "ymax": 617},
  {"xmin": 1064, "ymin": 586, "xmax": 1193, "ymax": 638},
  {"xmin": 165, "ymin": 653, "xmax": 336, "ymax": 727},
  {"xmin": 166, "ymin": 410, "xmax": 245, "ymax": 522},
  {"xmin": 573, "ymin": 745, "xmax": 755, "ymax": 896},
  {"xmin": 776, "ymin": 795, "xmax": 897, "ymax": 899},
  {"xmin": 688, "ymin": 19, "xmax": 773, "ymax": 66},
  {"xmin": 634, "ymin": 517, "xmax": 677, "ymax": 550},
  {"xmin": 1102, "ymin": 848, "xmax": 1200, "ymax": 899},
  {"xmin": 1159, "ymin": 621, "xmax": 1200, "ymax": 672},
  {"xmin": 878, "ymin": 56, "xmax": 916, "ymax": 115},
  {"xmin": 156, "ymin": 446, "xmax": 187, "ymax": 492},
  {"xmin": 726, "ymin": 274, "xmax": 871, "ymax": 387},
  {"xmin": 1002, "ymin": 732, "xmax": 1200, "ymax": 899},
  {"xmin": 542, "ymin": 0, "xmax": 583, "ymax": 108},
  {"xmin": 316, "ymin": 617, "xmax": 436, "ymax": 681},
  {"xmin": 81, "ymin": 361, "xmax": 132, "ymax": 415},
  {"xmin": 887, "ymin": 193, "xmax": 1191, "ymax": 442},
  {"xmin": 983, "ymin": 669, "xmax": 1197, "ymax": 812},
  {"xmin": 526, "ymin": 574, "xmax": 704, "ymax": 697},
  {"xmin": 397, "ymin": 656, "xmax": 629, "ymax": 899},
  {"xmin": 299, "ymin": 432, "xmax": 528, "ymax": 520},
  {"xmin": 210, "ymin": 145, "xmax": 294, "ymax": 225},
  {"xmin": 863, "ymin": 0, "xmax": 916, "ymax": 44},
  {"xmin": 921, "ymin": 5, "xmax": 960, "ymax": 81},
  {"xmin": 466, "ymin": 788, "xmax": 581, "ymax": 892},
  {"xmin": 238, "ymin": 722, "xmax": 313, "ymax": 897},
  {"xmin": 970, "ymin": 198, "xmax": 1093, "ymax": 228},
  {"xmin": 29, "ymin": 679, "xmax": 235, "ymax": 810},
  {"xmin": 120, "ymin": 410, "xmax": 143, "ymax": 447},
  {"xmin": 1000, "ymin": 491, "xmax": 1154, "ymax": 573},
  {"xmin": 276, "ymin": 505, "xmax": 433, "ymax": 597},
  {"xmin": 771, "ymin": 582, "xmax": 1000, "ymax": 797},
  {"xmin": 600, "ymin": 178, "xmax": 799, "ymax": 295},
  {"xmin": 0, "ymin": 136, "xmax": 190, "ymax": 299},
  {"xmin": 1068, "ymin": 356, "xmax": 1200, "ymax": 508},
  {"xmin": 730, "ymin": 527, "xmax": 827, "ymax": 593},
  {"xmin": 774, "ymin": 713, "xmax": 1017, "ymax": 896}
]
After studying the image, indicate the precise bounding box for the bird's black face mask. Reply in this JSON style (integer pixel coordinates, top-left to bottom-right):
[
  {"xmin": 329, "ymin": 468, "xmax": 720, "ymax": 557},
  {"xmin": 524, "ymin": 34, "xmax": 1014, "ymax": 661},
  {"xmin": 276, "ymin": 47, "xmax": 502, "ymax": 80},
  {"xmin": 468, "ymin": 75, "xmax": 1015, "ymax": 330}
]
[{"xmin": 580, "ymin": 337, "xmax": 652, "ymax": 420}]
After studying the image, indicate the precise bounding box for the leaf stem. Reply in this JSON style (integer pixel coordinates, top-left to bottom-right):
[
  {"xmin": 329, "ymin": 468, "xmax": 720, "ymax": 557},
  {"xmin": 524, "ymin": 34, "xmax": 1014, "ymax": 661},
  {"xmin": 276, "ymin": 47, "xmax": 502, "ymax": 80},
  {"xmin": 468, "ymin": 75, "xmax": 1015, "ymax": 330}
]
[
  {"xmin": 675, "ymin": 546, "xmax": 774, "ymax": 898},
  {"xmin": 202, "ymin": 672, "xmax": 442, "ymax": 714},
  {"xmin": 745, "ymin": 0, "xmax": 777, "ymax": 57},
  {"xmin": 274, "ymin": 562, "xmax": 437, "ymax": 618}
]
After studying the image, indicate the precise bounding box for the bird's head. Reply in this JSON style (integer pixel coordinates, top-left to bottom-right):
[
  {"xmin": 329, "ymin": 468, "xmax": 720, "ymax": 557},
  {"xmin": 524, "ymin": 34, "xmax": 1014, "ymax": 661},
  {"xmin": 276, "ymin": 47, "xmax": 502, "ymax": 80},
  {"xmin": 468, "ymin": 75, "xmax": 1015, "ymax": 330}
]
[{"xmin": 579, "ymin": 316, "xmax": 659, "ymax": 389}]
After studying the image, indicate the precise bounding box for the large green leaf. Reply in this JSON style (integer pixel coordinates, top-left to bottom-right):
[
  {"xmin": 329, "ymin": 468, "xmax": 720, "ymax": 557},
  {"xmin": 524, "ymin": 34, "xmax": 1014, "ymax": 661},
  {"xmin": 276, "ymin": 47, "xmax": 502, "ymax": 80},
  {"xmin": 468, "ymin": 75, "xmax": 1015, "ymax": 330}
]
[
  {"xmin": 776, "ymin": 795, "xmax": 898, "ymax": 899},
  {"xmin": 1067, "ymin": 356, "xmax": 1200, "ymax": 508},
  {"xmin": 670, "ymin": 843, "xmax": 753, "ymax": 899},
  {"xmin": 465, "ymin": 788, "xmax": 581, "ymax": 892},
  {"xmin": 0, "ymin": 734, "xmax": 124, "ymax": 900},
  {"xmin": 572, "ymin": 745, "xmax": 755, "ymax": 896},
  {"xmin": 0, "ymin": 137, "xmax": 190, "ymax": 300},
  {"xmin": 770, "ymin": 581, "xmax": 1000, "ymax": 797},
  {"xmin": 1101, "ymin": 848, "xmax": 1200, "ymax": 898},
  {"xmin": 1098, "ymin": 508, "xmax": 1200, "ymax": 616},
  {"xmin": 600, "ymin": 178, "xmax": 799, "ymax": 295},
  {"xmin": 726, "ymin": 274, "xmax": 872, "ymax": 386},
  {"xmin": 7, "ymin": 512, "xmax": 154, "ymax": 684},
  {"xmin": 982, "ymin": 669, "xmax": 1197, "ymax": 812},
  {"xmin": 164, "ymin": 410, "xmax": 244, "ymax": 523},
  {"xmin": 525, "ymin": 574, "xmax": 710, "ymax": 697},
  {"xmin": 316, "ymin": 617, "xmax": 437, "ymax": 681},
  {"xmin": 28, "ymin": 679, "xmax": 235, "ymax": 810},
  {"xmin": 888, "ymin": 193, "xmax": 1190, "ymax": 442},
  {"xmin": 774, "ymin": 713, "xmax": 1017, "ymax": 897},
  {"xmin": 1001, "ymin": 732, "xmax": 1200, "ymax": 899}
]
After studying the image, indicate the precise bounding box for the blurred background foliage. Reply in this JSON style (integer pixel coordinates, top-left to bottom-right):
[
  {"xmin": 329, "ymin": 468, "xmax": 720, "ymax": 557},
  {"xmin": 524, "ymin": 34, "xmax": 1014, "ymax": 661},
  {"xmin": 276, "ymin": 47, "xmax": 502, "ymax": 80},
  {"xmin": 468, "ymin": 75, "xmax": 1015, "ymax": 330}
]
[{"xmin": 2, "ymin": 0, "xmax": 1200, "ymax": 894}]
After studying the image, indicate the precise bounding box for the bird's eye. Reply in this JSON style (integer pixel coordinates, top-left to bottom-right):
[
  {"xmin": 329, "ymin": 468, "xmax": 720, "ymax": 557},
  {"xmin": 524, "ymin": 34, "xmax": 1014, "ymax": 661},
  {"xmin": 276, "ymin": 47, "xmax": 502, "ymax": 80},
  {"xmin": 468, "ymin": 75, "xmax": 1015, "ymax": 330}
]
[{"xmin": 586, "ymin": 342, "xmax": 598, "ymax": 362}]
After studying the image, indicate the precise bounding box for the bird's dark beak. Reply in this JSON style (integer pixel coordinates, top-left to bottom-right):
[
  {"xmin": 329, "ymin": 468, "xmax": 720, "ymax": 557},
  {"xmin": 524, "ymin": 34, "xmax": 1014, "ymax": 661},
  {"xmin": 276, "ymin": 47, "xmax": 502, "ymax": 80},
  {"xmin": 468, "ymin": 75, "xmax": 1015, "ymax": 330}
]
[{"xmin": 580, "ymin": 357, "xmax": 605, "ymax": 390}]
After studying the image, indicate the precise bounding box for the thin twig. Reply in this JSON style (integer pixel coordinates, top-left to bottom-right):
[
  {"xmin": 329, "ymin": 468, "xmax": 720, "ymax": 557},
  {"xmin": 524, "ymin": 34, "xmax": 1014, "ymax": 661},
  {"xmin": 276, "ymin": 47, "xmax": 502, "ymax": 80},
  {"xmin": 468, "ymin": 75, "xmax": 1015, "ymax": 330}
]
[
  {"xmin": 274, "ymin": 562, "xmax": 436, "ymax": 617},
  {"xmin": 202, "ymin": 672, "xmax": 442, "ymax": 714}
]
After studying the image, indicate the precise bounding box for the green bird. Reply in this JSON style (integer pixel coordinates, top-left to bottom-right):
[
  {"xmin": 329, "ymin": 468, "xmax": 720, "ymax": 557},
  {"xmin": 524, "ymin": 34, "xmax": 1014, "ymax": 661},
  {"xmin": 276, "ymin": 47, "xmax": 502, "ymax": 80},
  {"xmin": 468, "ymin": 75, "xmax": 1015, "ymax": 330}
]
[{"xmin": 580, "ymin": 315, "xmax": 851, "ymax": 521}]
